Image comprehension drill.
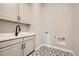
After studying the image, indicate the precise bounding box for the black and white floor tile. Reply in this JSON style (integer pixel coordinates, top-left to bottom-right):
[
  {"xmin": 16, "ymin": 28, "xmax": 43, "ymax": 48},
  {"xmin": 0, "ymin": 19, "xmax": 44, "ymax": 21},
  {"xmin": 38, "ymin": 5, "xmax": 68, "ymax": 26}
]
[{"xmin": 30, "ymin": 46, "xmax": 73, "ymax": 56}]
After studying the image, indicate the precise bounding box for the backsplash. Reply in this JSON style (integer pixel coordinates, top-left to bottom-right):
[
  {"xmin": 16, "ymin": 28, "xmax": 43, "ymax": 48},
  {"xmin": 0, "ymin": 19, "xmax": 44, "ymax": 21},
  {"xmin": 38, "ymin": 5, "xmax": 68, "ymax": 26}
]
[{"xmin": 0, "ymin": 20, "xmax": 30, "ymax": 33}]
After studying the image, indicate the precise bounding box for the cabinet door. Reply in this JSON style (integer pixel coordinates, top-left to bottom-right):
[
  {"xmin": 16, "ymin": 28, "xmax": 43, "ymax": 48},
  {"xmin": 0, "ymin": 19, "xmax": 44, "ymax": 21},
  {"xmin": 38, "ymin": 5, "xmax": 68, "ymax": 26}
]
[
  {"xmin": 0, "ymin": 3, "xmax": 18, "ymax": 21},
  {"xmin": 0, "ymin": 43, "xmax": 22, "ymax": 56},
  {"xmin": 23, "ymin": 36, "xmax": 35, "ymax": 56},
  {"xmin": 19, "ymin": 3, "xmax": 32, "ymax": 24}
]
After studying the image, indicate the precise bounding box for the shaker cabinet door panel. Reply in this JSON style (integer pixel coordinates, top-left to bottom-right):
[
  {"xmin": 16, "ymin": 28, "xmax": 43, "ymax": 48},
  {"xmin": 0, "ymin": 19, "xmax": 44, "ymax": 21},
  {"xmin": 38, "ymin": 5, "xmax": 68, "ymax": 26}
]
[
  {"xmin": 23, "ymin": 36, "xmax": 35, "ymax": 56},
  {"xmin": 19, "ymin": 3, "xmax": 32, "ymax": 24},
  {"xmin": 0, "ymin": 3, "xmax": 18, "ymax": 21},
  {"xmin": 0, "ymin": 43, "xmax": 22, "ymax": 56}
]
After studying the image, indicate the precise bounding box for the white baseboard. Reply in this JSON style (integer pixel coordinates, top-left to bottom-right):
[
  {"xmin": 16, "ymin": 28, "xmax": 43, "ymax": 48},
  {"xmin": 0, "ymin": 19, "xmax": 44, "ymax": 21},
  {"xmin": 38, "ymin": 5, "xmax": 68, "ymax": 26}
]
[{"xmin": 36, "ymin": 44, "xmax": 75, "ymax": 56}]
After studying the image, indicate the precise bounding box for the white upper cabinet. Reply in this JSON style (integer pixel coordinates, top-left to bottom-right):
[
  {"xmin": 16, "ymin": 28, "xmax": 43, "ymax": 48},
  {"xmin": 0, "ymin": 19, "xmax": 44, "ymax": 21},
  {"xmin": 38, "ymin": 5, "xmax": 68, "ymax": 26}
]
[
  {"xmin": 0, "ymin": 3, "xmax": 18, "ymax": 22},
  {"xmin": 0, "ymin": 3, "xmax": 31, "ymax": 24},
  {"xmin": 19, "ymin": 3, "xmax": 32, "ymax": 24}
]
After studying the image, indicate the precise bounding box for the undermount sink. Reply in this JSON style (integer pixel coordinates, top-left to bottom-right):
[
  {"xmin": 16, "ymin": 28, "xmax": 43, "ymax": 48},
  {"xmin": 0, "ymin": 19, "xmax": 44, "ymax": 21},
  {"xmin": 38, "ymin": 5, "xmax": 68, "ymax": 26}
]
[{"xmin": 18, "ymin": 32, "xmax": 35, "ymax": 36}]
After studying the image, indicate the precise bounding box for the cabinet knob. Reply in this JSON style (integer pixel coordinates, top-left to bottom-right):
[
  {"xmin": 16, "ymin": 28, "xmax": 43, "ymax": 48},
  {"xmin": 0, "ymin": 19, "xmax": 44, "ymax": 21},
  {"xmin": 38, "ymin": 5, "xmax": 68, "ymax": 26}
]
[{"xmin": 24, "ymin": 43, "xmax": 25, "ymax": 49}]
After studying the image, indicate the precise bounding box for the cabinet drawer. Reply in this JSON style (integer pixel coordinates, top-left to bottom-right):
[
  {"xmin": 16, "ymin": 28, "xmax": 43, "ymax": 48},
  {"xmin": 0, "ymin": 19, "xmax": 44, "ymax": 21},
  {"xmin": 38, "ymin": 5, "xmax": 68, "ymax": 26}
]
[
  {"xmin": 0, "ymin": 38, "xmax": 22, "ymax": 49},
  {"xmin": 23, "ymin": 36, "xmax": 35, "ymax": 41}
]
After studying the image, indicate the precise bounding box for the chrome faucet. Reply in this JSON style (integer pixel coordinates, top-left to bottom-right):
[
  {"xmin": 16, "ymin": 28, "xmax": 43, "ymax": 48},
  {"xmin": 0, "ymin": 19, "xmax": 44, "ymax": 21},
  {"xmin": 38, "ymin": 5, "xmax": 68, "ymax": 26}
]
[{"xmin": 15, "ymin": 25, "xmax": 21, "ymax": 36}]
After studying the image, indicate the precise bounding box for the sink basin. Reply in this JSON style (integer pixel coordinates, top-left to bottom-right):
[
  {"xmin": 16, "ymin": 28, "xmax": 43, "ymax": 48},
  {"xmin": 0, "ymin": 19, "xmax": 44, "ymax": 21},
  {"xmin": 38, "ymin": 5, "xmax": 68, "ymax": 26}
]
[{"xmin": 18, "ymin": 32, "xmax": 35, "ymax": 37}]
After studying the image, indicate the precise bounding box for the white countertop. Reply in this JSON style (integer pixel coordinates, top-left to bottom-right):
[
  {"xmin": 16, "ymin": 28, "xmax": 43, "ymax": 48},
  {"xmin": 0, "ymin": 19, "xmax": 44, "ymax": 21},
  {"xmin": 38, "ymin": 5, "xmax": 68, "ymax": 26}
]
[{"xmin": 0, "ymin": 32, "xmax": 35, "ymax": 42}]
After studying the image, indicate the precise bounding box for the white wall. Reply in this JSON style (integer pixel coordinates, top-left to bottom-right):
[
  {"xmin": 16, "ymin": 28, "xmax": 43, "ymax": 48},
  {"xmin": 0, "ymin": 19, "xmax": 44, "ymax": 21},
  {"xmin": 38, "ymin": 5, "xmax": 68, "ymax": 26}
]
[
  {"xmin": 42, "ymin": 4, "xmax": 73, "ymax": 50},
  {"xmin": 30, "ymin": 3, "xmax": 74, "ymax": 52},
  {"xmin": 25, "ymin": 3, "xmax": 79, "ymax": 55},
  {"xmin": 30, "ymin": 4, "xmax": 43, "ymax": 48},
  {"xmin": 0, "ymin": 20, "xmax": 29, "ymax": 33},
  {"xmin": 72, "ymin": 4, "xmax": 79, "ymax": 56}
]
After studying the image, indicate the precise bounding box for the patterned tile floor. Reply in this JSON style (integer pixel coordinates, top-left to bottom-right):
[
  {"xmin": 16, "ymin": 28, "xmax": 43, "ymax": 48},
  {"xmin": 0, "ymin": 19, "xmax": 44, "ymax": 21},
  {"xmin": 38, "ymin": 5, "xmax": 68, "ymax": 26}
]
[{"xmin": 30, "ymin": 46, "xmax": 73, "ymax": 56}]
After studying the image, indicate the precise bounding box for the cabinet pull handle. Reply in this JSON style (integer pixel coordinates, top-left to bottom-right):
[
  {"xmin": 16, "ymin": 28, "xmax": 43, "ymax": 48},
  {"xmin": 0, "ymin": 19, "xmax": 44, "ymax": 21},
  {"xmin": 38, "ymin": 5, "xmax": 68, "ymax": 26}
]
[
  {"xmin": 17, "ymin": 16, "xmax": 21, "ymax": 21},
  {"xmin": 22, "ymin": 43, "xmax": 25, "ymax": 50},
  {"xmin": 19, "ymin": 16, "xmax": 21, "ymax": 21},
  {"xmin": 22, "ymin": 44, "xmax": 24, "ymax": 50},
  {"xmin": 24, "ymin": 43, "xmax": 25, "ymax": 49},
  {"xmin": 17, "ymin": 16, "xmax": 19, "ymax": 20}
]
